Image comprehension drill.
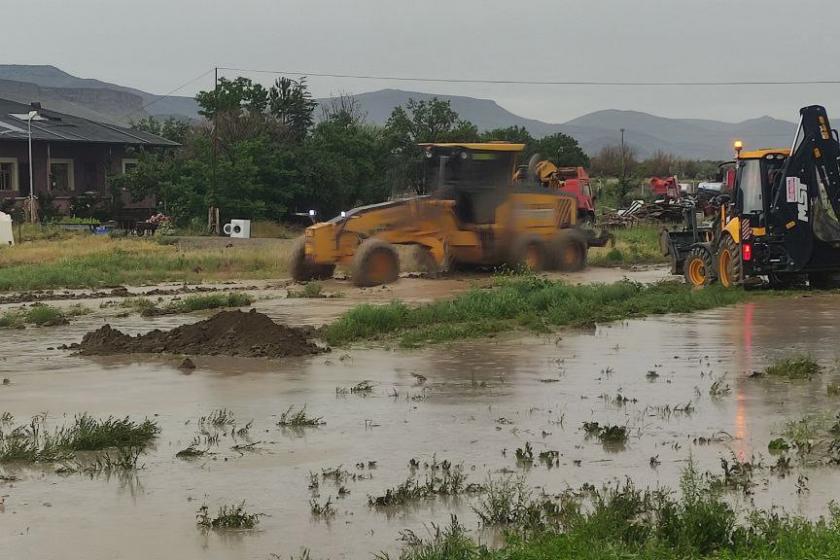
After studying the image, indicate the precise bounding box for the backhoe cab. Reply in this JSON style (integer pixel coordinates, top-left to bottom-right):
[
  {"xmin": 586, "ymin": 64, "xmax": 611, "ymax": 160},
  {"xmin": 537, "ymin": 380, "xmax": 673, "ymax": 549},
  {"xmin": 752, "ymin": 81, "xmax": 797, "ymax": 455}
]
[
  {"xmin": 291, "ymin": 142, "xmax": 606, "ymax": 286},
  {"xmin": 666, "ymin": 105, "xmax": 840, "ymax": 289}
]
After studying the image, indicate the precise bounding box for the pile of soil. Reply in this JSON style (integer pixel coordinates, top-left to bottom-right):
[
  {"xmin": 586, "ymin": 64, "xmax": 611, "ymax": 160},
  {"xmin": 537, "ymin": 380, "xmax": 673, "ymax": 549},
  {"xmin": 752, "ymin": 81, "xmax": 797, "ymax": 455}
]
[{"xmin": 70, "ymin": 309, "xmax": 325, "ymax": 358}]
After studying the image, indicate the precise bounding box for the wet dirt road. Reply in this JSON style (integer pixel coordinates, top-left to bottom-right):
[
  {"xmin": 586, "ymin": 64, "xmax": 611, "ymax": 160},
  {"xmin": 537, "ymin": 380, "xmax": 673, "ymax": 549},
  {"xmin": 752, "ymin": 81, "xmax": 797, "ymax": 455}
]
[
  {"xmin": 0, "ymin": 264, "xmax": 671, "ymax": 327},
  {"xmin": 3, "ymin": 291, "xmax": 840, "ymax": 559}
]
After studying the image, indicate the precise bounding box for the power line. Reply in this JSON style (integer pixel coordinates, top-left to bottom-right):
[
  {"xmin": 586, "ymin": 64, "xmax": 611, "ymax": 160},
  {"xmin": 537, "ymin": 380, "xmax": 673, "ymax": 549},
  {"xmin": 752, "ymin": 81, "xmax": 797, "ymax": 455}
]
[
  {"xmin": 119, "ymin": 68, "xmax": 215, "ymax": 121},
  {"xmin": 217, "ymin": 66, "xmax": 840, "ymax": 87}
]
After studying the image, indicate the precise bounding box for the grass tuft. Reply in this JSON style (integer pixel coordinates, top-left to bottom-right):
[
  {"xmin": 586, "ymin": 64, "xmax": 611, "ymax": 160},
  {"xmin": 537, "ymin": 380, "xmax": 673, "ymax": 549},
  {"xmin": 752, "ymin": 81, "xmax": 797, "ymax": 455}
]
[
  {"xmin": 764, "ymin": 355, "xmax": 821, "ymax": 380},
  {"xmin": 0, "ymin": 414, "xmax": 158, "ymax": 463},
  {"xmin": 277, "ymin": 405, "xmax": 325, "ymax": 427},
  {"xmin": 196, "ymin": 501, "xmax": 261, "ymax": 530}
]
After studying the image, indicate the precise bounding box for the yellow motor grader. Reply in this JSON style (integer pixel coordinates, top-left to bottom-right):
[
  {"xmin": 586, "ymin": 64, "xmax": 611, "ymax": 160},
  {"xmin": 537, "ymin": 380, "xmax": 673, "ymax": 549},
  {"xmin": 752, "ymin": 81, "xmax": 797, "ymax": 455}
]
[{"xmin": 290, "ymin": 142, "xmax": 609, "ymax": 286}]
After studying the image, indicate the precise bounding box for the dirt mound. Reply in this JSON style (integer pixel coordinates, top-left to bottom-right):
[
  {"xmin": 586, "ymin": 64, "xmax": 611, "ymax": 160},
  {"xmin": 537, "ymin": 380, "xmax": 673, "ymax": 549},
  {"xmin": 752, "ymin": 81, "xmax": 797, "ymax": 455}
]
[{"xmin": 71, "ymin": 309, "xmax": 325, "ymax": 358}]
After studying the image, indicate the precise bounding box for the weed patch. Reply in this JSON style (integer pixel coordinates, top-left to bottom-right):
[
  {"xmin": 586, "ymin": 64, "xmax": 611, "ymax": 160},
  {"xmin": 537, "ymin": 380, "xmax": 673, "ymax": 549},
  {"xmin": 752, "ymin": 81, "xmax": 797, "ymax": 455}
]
[
  {"xmin": 764, "ymin": 355, "xmax": 821, "ymax": 380},
  {"xmin": 278, "ymin": 405, "xmax": 325, "ymax": 427},
  {"xmin": 0, "ymin": 414, "xmax": 158, "ymax": 463},
  {"xmin": 369, "ymin": 458, "xmax": 477, "ymax": 507},
  {"xmin": 0, "ymin": 303, "xmax": 90, "ymax": 328},
  {"xmin": 385, "ymin": 462, "xmax": 840, "ymax": 559},
  {"xmin": 582, "ymin": 422, "xmax": 629, "ymax": 445},
  {"xmin": 196, "ymin": 501, "xmax": 261, "ymax": 530},
  {"xmin": 323, "ymin": 278, "xmax": 749, "ymax": 347}
]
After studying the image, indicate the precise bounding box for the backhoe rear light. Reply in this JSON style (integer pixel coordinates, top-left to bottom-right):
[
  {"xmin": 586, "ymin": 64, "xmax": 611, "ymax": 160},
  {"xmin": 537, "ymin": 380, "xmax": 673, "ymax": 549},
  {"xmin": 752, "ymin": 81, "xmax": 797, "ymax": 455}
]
[{"xmin": 742, "ymin": 243, "xmax": 753, "ymax": 262}]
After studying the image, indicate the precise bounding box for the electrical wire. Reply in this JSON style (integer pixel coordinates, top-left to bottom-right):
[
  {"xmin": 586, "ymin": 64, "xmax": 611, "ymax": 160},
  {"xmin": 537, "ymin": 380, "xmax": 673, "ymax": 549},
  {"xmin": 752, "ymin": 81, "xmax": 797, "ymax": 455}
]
[
  {"xmin": 118, "ymin": 68, "xmax": 215, "ymax": 121},
  {"xmin": 217, "ymin": 67, "xmax": 840, "ymax": 87}
]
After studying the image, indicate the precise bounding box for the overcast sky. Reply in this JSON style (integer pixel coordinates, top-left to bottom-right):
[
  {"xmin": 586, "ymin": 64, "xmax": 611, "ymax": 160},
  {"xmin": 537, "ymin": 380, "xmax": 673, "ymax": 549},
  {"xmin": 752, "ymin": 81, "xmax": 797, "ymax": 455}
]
[{"xmin": 6, "ymin": 0, "xmax": 840, "ymax": 123}]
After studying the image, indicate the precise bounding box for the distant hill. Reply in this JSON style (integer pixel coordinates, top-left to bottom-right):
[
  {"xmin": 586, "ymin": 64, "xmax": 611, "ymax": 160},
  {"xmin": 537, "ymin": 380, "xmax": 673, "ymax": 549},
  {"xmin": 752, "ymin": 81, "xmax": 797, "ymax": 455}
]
[
  {"xmin": 0, "ymin": 67, "xmax": 798, "ymax": 159},
  {"xmin": 0, "ymin": 64, "xmax": 199, "ymax": 124},
  {"xmin": 318, "ymin": 89, "xmax": 797, "ymax": 160}
]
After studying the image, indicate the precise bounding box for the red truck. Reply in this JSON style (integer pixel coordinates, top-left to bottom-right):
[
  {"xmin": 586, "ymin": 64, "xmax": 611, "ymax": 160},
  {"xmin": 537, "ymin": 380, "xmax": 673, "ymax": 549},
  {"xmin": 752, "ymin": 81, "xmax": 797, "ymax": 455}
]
[
  {"xmin": 649, "ymin": 176, "xmax": 681, "ymax": 200},
  {"xmin": 527, "ymin": 160, "xmax": 596, "ymax": 223}
]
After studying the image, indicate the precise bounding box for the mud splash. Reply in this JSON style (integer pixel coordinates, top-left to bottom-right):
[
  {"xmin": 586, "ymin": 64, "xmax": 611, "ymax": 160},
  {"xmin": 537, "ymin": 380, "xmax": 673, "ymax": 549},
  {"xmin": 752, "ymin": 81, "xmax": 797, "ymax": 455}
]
[{"xmin": 70, "ymin": 309, "xmax": 325, "ymax": 358}]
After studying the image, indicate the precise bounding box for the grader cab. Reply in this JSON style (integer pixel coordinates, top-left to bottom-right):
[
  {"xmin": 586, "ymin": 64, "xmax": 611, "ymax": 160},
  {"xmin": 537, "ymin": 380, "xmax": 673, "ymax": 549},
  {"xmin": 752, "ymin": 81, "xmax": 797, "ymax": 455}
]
[{"xmin": 290, "ymin": 142, "xmax": 608, "ymax": 286}]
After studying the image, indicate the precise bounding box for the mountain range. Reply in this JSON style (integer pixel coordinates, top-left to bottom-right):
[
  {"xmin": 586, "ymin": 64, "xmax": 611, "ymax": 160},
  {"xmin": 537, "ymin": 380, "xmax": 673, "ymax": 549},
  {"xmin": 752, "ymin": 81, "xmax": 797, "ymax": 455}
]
[{"xmin": 0, "ymin": 65, "xmax": 797, "ymax": 159}]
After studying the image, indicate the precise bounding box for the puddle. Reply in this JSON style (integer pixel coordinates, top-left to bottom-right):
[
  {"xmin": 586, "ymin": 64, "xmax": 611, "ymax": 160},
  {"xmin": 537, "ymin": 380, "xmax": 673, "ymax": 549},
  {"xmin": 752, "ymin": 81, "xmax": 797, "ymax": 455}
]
[{"xmin": 2, "ymin": 293, "xmax": 840, "ymax": 558}]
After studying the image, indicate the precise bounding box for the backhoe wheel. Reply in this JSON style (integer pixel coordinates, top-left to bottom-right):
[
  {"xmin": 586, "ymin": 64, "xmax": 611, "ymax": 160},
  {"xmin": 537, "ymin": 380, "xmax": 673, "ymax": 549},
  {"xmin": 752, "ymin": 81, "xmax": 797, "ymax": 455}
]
[
  {"xmin": 509, "ymin": 235, "xmax": 548, "ymax": 272},
  {"xmin": 684, "ymin": 247, "xmax": 714, "ymax": 287},
  {"xmin": 718, "ymin": 235, "xmax": 742, "ymax": 288},
  {"xmin": 289, "ymin": 237, "xmax": 335, "ymax": 282},
  {"xmin": 809, "ymin": 272, "xmax": 840, "ymax": 290},
  {"xmin": 551, "ymin": 229, "xmax": 588, "ymax": 272},
  {"xmin": 352, "ymin": 239, "xmax": 400, "ymax": 287}
]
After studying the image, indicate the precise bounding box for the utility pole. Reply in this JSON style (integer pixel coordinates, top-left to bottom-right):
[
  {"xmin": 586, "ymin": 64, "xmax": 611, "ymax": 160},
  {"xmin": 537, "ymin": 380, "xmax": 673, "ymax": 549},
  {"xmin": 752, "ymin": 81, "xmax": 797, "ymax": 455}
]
[
  {"xmin": 619, "ymin": 128, "xmax": 626, "ymax": 180},
  {"xmin": 27, "ymin": 110, "xmax": 39, "ymax": 223},
  {"xmin": 210, "ymin": 67, "xmax": 219, "ymax": 234}
]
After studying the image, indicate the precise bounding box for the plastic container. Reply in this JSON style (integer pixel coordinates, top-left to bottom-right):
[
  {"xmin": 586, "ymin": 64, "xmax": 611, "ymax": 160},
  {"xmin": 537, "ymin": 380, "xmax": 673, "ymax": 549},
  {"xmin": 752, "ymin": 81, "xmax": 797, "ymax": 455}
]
[{"xmin": 0, "ymin": 211, "xmax": 13, "ymax": 247}]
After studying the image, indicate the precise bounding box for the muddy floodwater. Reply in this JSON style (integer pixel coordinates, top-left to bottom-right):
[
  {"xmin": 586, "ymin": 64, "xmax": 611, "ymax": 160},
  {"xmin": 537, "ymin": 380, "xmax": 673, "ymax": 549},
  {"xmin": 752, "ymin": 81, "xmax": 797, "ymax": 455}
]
[{"xmin": 3, "ymin": 293, "xmax": 840, "ymax": 559}]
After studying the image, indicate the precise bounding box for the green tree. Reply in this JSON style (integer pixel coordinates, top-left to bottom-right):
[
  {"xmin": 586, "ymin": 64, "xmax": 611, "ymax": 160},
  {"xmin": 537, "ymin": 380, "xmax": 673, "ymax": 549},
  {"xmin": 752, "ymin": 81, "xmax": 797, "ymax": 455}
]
[
  {"xmin": 530, "ymin": 132, "xmax": 590, "ymax": 168},
  {"xmin": 591, "ymin": 144, "xmax": 638, "ymax": 177},
  {"xmin": 130, "ymin": 116, "xmax": 191, "ymax": 144},
  {"xmin": 481, "ymin": 125, "xmax": 534, "ymax": 145},
  {"xmin": 384, "ymin": 98, "xmax": 479, "ymax": 193},
  {"xmin": 303, "ymin": 109, "xmax": 388, "ymax": 218},
  {"xmin": 385, "ymin": 98, "xmax": 479, "ymax": 146},
  {"xmin": 268, "ymin": 77, "xmax": 316, "ymax": 141},
  {"xmin": 195, "ymin": 77, "xmax": 269, "ymax": 118}
]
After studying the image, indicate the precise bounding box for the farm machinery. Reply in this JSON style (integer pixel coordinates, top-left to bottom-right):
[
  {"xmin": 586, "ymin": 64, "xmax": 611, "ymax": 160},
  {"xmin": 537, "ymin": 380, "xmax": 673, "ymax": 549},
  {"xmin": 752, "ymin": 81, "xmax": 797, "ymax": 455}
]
[
  {"xmin": 291, "ymin": 142, "xmax": 609, "ymax": 286},
  {"xmin": 523, "ymin": 158, "xmax": 597, "ymax": 223},
  {"xmin": 663, "ymin": 105, "xmax": 840, "ymax": 288}
]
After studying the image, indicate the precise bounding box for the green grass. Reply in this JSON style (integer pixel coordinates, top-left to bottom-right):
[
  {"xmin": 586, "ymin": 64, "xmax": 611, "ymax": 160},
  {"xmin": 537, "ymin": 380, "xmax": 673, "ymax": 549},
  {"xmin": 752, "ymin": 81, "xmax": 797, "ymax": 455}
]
[
  {"xmin": 196, "ymin": 501, "xmax": 261, "ymax": 530},
  {"xmin": 0, "ymin": 303, "xmax": 90, "ymax": 328},
  {"xmin": 323, "ymin": 277, "xmax": 749, "ymax": 347},
  {"xmin": 0, "ymin": 414, "xmax": 159, "ymax": 463},
  {"xmin": 589, "ymin": 225, "xmax": 667, "ymax": 267},
  {"xmin": 0, "ymin": 237, "xmax": 289, "ymax": 291},
  {"xmin": 765, "ymin": 355, "xmax": 822, "ymax": 380},
  {"xmin": 288, "ymin": 282, "xmax": 325, "ymax": 298},
  {"xmin": 384, "ymin": 464, "xmax": 840, "ymax": 560}
]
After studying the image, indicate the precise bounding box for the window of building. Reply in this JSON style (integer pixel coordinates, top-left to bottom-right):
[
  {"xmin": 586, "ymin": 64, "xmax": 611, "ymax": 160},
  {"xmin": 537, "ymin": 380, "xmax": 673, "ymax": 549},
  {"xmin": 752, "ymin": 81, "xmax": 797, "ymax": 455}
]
[
  {"xmin": 122, "ymin": 158, "xmax": 139, "ymax": 174},
  {"xmin": 0, "ymin": 158, "xmax": 18, "ymax": 191},
  {"xmin": 50, "ymin": 159, "xmax": 74, "ymax": 191}
]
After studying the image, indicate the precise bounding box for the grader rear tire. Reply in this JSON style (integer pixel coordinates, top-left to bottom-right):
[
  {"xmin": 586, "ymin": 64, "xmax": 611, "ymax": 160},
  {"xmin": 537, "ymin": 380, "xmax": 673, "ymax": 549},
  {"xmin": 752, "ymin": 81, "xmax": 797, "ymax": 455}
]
[
  {"xmin": 289, "ymin": 237, "xmax": 335, "ymax": 282},
  {"xmin": 509, "ymin": 235, "xmax": 548, "ymax": 272},
  {"xmin": 551, "ymin": 229, "xmax": 587, "ymax": 271},
  {"xmin": 352, "ymin": 239, "xmax": 400, "ymax": 287}
]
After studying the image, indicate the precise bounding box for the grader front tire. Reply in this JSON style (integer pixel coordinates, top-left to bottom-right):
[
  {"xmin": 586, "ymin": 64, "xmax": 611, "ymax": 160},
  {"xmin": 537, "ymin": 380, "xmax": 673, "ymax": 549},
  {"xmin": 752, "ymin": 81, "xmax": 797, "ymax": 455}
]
[
  {"xmin": 352, "ymin": 239, "xmax": 400, "ymax": 287},
  {"xmin": 289, "ymin": 237, "xmax": 335, "ymax": 282}
]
